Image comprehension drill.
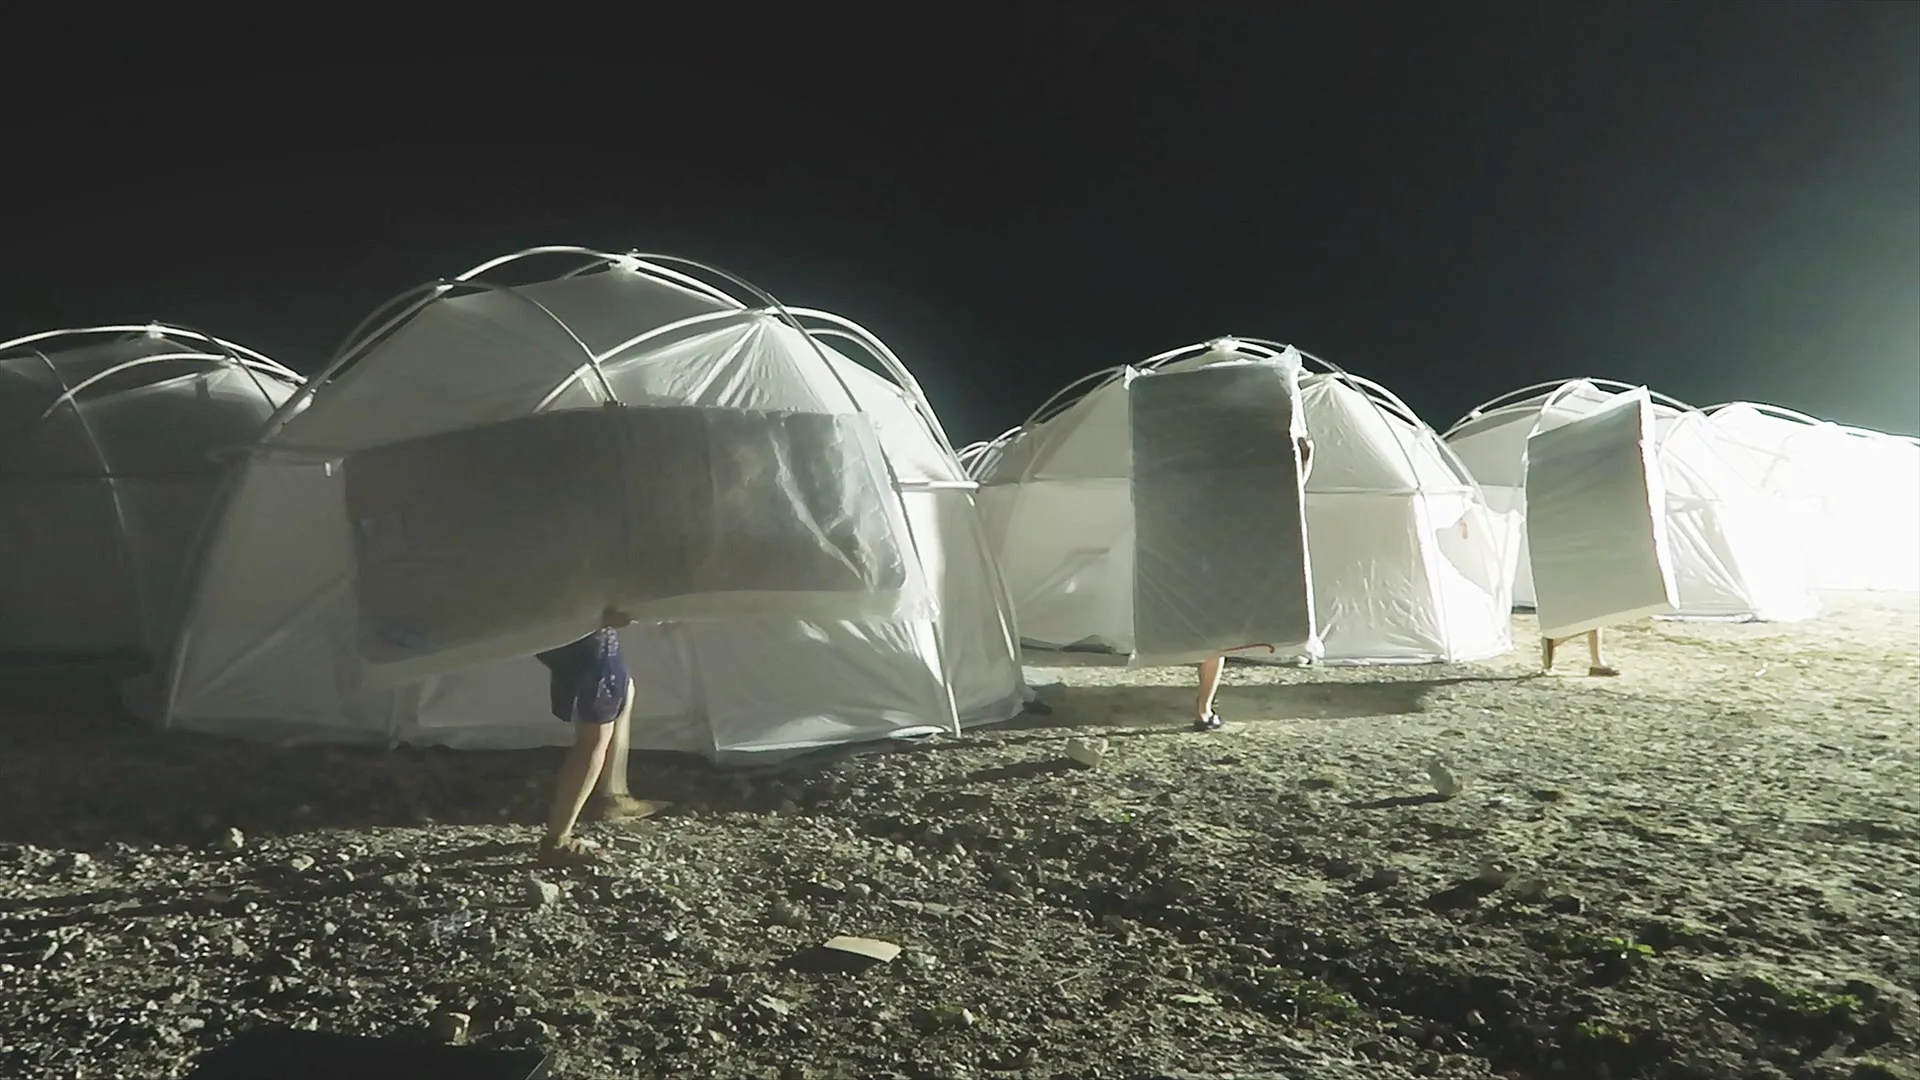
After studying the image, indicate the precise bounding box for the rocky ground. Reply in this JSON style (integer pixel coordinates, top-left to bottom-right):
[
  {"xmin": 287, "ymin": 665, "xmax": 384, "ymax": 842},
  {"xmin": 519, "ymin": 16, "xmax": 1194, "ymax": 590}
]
[{"xmin": 1, "ymin": 594, "xmax": 1916, "ymax": 1079}]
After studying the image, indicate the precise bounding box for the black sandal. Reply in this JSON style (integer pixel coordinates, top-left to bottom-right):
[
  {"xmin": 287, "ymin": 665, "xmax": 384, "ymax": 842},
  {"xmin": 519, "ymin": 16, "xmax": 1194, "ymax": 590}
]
[{"xmin": 1193, "ymin": 711, "xmax": 1225, "ymax": 732}]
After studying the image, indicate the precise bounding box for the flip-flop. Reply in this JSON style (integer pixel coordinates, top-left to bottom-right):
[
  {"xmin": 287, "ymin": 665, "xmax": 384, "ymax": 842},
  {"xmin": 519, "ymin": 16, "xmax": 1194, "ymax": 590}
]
[{"xmin": 1588, "ymin": 665, "xmax": 1620, "ymax": 678}]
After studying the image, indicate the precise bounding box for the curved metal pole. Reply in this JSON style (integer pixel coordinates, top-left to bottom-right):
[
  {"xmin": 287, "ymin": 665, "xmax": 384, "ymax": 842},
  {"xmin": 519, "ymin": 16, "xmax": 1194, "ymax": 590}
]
[
  {"xmin": 958, "ymin": 426, "xmax": 1025, "ymax": 480},
  {"xmin": 0, "ymin": 324, "xmax": 300, "ymax": 384},
  {"xmin": 781, "ymin": 307, "xmax": 961, "ymax": 459},
  {"xmin": 37, "ymin": 353, "xmax": 300, "ymax": 422},
  {"xmin": 1022, "ymin": 364, "xmax": 1133, "ymax": 429},
  {"xmin": 154, "ymin": 323, "xmax": 303, "ymax": 424},
  {"xmin": 456, "ymin": 246, "xmax": 747, "ymax": 311},
  {"xmin": 532, "ymin": 308, "xmax": 756, "ymax": 413},
  {"xmin": 26, "ymin": 346, "xmax": 151, "ymax": 655},
  {"xmin": 1445, "ymin": 379, "xmax": 1699, "ymax": 438},
  {"xmin": 261, "ymin": 277, "xmax": 619, "ymax": 445},
  {"xmin": 264, "ymin": 278, "xmax": 459, "ymax": 439}
]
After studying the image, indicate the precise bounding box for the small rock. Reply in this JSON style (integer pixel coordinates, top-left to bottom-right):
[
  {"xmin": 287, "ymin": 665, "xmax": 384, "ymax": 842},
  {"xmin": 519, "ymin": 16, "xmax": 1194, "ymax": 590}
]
[
  {"xmin": 1324, "ymin": 857, "xmax": 1362, "ymax": 879},
  {"xmin": 1509, "ymin": 877, "xmax": 1550, "ymax": 903},
  {"xmin": 1547, "ymin": 893, "xmax": 1585, "ymax": 915},
  {"xmin": 219, "ymin": 828, "xmax": 246, "ymax": 852},
  {"xmin": 1477, "ymin": 858, "xmax": 1515, "ymax": 886},
  {"xmin": 528, "ymin": 878, "xmax": 561, "ymax": 908},
  {"xmin": 770, "ymin": 899, "xmax": 807, "ymax": 928},
  {"xmin": 1427, "ymin": 757, "xmax": 1463, "ymax": 798},
  {"xmin": 430, "ymin": 1010, "xmax": 472, "ymax": 1043},
  {"xmin": 1365, "ymin": 866, "xmax": 1404, "ymax": 888},
  {"xmin": 918, "ymin": 1003, "xmax": 977, "ymax": 1031},
  {"xmin": 288, "ymin": 855, "xmax": 315, "ymax": 873}
]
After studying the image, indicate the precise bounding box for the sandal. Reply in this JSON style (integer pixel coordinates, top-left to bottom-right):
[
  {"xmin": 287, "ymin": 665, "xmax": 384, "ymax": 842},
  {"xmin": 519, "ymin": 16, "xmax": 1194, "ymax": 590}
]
[{"xmin": 1193, "ymin": 711, "xmax": 1225, "ymax": 733}]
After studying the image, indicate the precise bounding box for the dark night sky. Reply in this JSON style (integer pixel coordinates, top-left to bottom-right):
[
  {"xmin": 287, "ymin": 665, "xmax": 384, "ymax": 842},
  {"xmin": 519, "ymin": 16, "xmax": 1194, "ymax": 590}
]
[{"xmin": 8, "ymin": 4, "xmax": 1918, "ymax": 441}]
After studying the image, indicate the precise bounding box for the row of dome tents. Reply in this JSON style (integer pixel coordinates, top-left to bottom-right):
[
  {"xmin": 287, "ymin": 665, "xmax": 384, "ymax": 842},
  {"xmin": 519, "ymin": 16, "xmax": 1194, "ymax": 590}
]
[
  {"xmin": 7, "ymin": 273, "xmax": 1911, "ymax": 762},
  {"xmin": 0, "ymin": 247, "xmax": 1030, "ymax": 765},
  {"xmin": 961, "ymin": 341, "xmax": 1918, "ymax": 669}
]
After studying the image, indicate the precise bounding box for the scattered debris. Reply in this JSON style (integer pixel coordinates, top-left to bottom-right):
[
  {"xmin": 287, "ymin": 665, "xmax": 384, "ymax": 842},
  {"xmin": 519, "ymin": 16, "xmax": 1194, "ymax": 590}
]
[{"xmin": 1064, "ymin": 737, "xmax": 1109, "ymax": 769}]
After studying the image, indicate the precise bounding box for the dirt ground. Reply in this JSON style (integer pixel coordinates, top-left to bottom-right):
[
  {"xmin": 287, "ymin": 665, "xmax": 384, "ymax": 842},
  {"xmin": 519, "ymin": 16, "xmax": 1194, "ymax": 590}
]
[{"xmin": 1, "ymin": 594, "xmax": 1916, "ymax": 1079}]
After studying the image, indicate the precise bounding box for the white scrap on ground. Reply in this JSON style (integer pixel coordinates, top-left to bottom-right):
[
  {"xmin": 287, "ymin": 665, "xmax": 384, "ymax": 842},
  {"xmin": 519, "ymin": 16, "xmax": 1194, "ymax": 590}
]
[{"xmin": 1065, "ymin": 737, "xmax": 1110, "ymax": 768}]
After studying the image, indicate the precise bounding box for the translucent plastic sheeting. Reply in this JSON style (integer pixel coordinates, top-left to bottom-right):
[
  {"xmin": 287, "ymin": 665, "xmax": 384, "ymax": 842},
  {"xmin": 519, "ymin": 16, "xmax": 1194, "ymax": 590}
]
[
  {"xmin": 1127, "ymin": 360, "xmax": 1316, "ymax": 666},
  {"xmin": 344, "ymin": 404, "xmax": 923, "ymax": 686},
  {"xmin": 1525, "ymin": 387, "xmax": 1678, "ymax": 640}
]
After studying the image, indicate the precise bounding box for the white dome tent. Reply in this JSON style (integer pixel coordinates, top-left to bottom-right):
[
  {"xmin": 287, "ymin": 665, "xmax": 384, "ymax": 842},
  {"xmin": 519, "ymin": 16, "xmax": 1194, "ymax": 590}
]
[
  {"xmin": 1699, "ymin": 401, "xmax": 1920, "ymax": 593},
  {"xmin": 0, "ymin": 324, "xmax": 303, "ymax": 663},
  {"xmin": 1443, "ymin": 379, "xmax": 1821, "ymax": 622},
  {"xmin": 150, "ymin": 246, "xmax": 1027, "ymax": 763},
  {"xmin": 962, "ymin": 337, "xmax": 1520, "ymax": 665}
]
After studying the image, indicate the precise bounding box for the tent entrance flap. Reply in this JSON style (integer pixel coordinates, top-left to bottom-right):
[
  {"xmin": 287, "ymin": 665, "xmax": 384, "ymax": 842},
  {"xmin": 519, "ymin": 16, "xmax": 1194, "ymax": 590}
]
[
  {"xmin": 1526, "ymin": 387, "xmax": 1679, "ymax": 639},
  {"xmin": 344, "ymin": 404, "xmax": 924, "ymax": 686},
  {"xmin": 1127, "ymin": 361, "xmax": 1314, "ymax": 666}
]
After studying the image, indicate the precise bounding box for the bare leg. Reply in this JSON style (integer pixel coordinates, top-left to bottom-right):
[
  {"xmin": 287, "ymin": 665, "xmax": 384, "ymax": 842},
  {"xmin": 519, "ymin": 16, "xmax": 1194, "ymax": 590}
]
[
  {"xmin": 1196, "ymin": 656, "xmax": 1224, "ymax": 723},
  {"xmin": 1588, "ymin": 629, "xmax": 1619, "ymax": 676},
  {"xmin": 545, "ymin": 719, "xmax": 615, "ymax": 851},
  {"xmin": 595, "ymin": 678, "xmax": 634, "ymax": 799},
  {"xmin": 587, "ymin": 680, "xmax": 668, "ymax": 821}
]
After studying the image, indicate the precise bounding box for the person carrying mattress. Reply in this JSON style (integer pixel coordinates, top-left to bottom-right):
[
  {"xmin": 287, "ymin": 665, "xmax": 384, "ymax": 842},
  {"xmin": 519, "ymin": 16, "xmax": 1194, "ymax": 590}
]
[{"xmin": 1193, "ymin": 431, "xmax": 1317, "ymax": 731}]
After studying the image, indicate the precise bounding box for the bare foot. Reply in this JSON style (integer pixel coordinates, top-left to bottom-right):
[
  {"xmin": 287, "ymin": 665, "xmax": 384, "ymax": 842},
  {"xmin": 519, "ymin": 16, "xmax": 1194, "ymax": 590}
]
[
  {"xmin": 534, "ymin": 835, "xmax": 601, "ymax": 868},
  {"xmin": 586, "ymin": 795, "xmax": 671, "ymax": 823}
]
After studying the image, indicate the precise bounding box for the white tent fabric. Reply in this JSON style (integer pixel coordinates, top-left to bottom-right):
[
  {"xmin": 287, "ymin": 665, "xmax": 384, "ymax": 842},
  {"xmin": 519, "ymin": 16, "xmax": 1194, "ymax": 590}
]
[
  {"xmin": 1443, "ymin": 379, "xmax": 1821, "ymax": 622},
  {"xmin": 0, "ymin": 325, "xmax": 302, "ymax": 662},
  {"xmin": 148, "ymin": 247, "xmax": 1026, "ymax": 763},
  {"xmin": 963, "ymin": 338, "xmax": 1520, "ymax": 665},
  {"xmin": 1701, "ymin": 403, "xmax": 1920, "ymax": 593}
]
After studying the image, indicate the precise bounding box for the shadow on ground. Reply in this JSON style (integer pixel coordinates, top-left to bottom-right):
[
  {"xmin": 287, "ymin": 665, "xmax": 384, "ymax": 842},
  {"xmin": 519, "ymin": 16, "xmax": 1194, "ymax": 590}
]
[
  {"xmin": 0, "ymin": 664, "xmax": 1524, "ymax": 850},
  {"xmin": 988, "ymin": 676, "xmax": 1526, "ymax": 736},
  {"xmin": 0, "ymin": 663, "xmax": 844, "ymax": 850}
]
